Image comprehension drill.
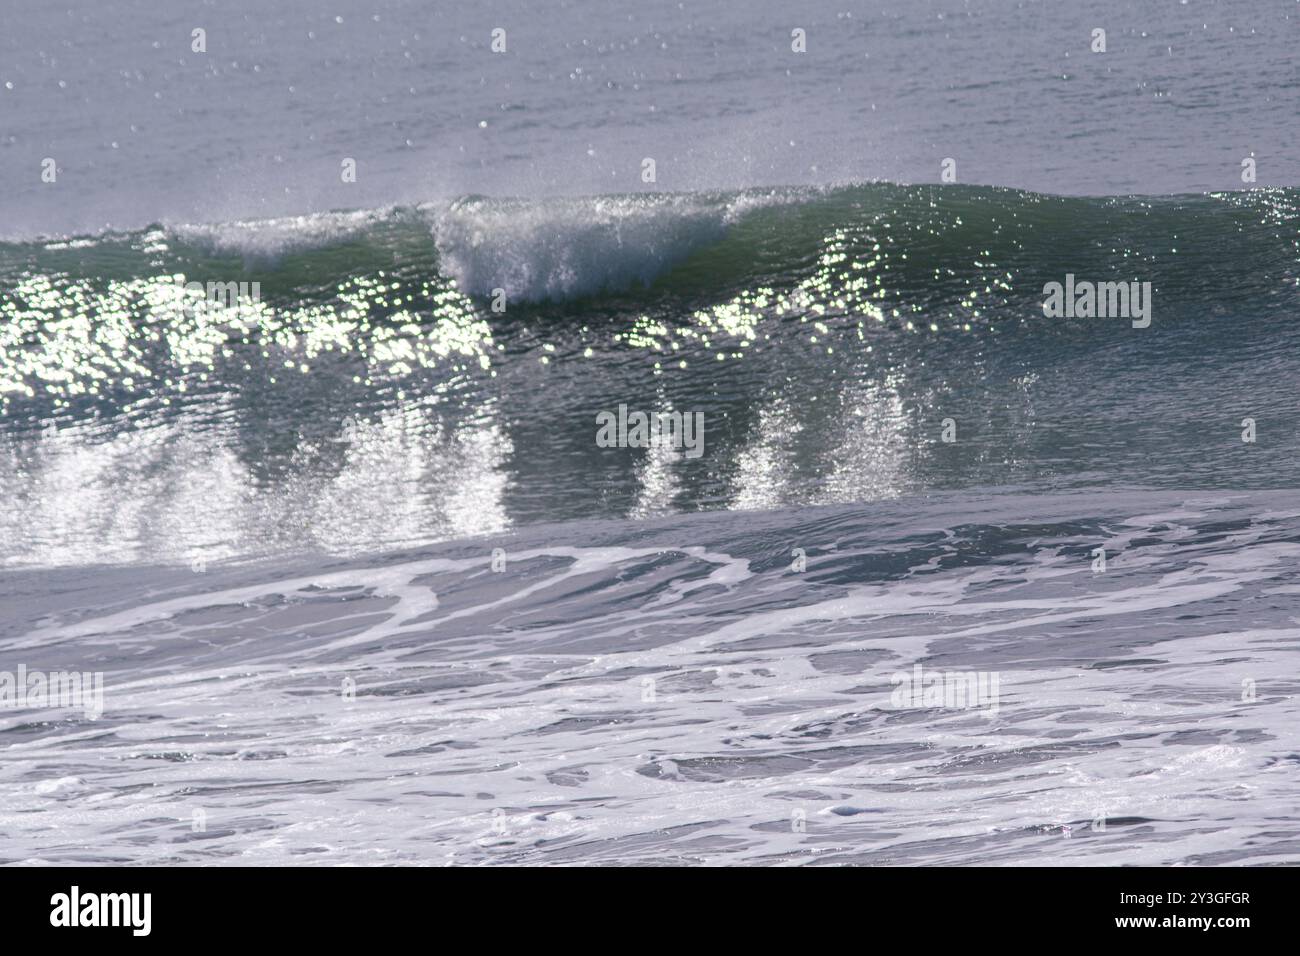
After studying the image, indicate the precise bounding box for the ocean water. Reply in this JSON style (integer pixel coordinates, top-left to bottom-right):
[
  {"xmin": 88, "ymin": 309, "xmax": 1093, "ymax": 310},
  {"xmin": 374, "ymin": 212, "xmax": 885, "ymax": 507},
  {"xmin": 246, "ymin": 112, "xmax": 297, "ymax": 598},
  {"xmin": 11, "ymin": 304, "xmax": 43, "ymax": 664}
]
[{"xmin": 1, "ymin": 0, "xmax": 1298, "ymax": 865}]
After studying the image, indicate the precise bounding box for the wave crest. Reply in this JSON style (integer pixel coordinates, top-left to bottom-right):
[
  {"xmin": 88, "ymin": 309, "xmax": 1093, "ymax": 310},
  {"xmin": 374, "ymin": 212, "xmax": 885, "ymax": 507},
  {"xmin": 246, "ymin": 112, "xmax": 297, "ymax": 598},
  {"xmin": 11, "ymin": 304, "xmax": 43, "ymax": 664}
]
[{"xmin": 429, "ymin": 191, "xmax": 793, "ymax": 303}]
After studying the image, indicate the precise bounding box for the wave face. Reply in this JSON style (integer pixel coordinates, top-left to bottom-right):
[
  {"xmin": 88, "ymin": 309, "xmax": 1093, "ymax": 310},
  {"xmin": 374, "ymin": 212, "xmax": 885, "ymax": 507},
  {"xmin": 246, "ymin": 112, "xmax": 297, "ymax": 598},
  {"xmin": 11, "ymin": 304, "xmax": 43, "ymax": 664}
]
[
  {"xmin": 3, "ymin": 489, "xmax": 1298, "ymax": 865},
  {"xmin": 2, "ymin": 184, "xmax": 1299, "ymax": 566}
]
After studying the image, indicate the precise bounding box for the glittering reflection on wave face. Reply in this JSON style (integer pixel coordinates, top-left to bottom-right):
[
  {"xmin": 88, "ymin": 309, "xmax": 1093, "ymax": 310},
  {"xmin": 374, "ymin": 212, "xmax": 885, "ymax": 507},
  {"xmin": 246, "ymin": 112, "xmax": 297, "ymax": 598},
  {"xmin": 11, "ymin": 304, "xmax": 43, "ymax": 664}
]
[{"xmin": 2, "ymin": 186, "xmax": 1300, "ymax": 565}]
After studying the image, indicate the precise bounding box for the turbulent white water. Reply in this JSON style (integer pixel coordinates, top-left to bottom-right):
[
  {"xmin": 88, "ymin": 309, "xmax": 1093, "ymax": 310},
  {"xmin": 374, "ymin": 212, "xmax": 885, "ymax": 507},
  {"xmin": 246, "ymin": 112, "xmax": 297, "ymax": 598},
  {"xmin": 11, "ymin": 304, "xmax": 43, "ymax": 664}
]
[{"xmin": 3, "ymin": 489, "xmax": 1296, "ymax": 865}]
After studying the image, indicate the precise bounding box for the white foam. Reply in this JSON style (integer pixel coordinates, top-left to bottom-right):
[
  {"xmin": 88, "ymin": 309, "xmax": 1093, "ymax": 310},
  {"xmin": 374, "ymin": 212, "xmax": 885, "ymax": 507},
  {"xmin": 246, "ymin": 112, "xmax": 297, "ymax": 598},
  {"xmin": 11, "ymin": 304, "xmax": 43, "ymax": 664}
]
[{"xmin": 167, "ymin": 207, "xmax": 393, "ymax": 259}]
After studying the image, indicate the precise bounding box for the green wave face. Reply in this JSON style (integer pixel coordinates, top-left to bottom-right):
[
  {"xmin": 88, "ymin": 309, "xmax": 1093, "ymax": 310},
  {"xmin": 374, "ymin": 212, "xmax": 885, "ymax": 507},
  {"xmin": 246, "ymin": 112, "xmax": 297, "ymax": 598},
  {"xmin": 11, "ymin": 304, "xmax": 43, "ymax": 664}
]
[{"xmin": 1, "ymin": 184, "xmax": 1298, "ymax": 564}]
